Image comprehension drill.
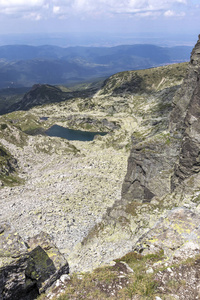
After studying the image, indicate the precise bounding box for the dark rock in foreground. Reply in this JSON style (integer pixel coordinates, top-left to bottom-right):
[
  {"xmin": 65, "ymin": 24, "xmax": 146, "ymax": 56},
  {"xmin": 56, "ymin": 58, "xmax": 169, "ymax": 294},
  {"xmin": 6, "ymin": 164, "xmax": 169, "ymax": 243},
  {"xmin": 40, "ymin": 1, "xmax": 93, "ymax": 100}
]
[{"xmin": 0, "ymin": 223, "xmax": 69, "ymax": 300}]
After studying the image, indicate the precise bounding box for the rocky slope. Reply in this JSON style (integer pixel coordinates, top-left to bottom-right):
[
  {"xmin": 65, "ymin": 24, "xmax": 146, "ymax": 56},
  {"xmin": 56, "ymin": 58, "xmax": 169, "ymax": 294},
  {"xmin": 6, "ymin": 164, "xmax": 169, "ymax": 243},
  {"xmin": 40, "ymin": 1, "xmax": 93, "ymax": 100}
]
[
  {"xmin": 1, "ymin": 36, "xmax": 200, "ymax": 299},
  {"xmin": 7, "ymin": 82, "xmax": 101, "ymax": 113},
  {"xmin": 51, "ymin": 36, "xmax": 200, "ymax": 298}
]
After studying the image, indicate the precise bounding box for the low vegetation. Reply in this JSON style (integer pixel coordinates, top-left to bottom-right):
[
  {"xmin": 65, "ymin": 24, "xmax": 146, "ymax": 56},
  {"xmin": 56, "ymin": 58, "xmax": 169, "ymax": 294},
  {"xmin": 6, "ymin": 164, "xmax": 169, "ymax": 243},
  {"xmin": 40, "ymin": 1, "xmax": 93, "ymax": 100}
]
[
  {"xmin": 38, "ymin": 251, "xmax": 200, "ymax": 299},
  {"xmin": 99, "ymin": 63, "xmax": 188, "ymax": 96},
  {"xmin": 38, "ymin": 250, "xmax": 165, "ymax": 300}
]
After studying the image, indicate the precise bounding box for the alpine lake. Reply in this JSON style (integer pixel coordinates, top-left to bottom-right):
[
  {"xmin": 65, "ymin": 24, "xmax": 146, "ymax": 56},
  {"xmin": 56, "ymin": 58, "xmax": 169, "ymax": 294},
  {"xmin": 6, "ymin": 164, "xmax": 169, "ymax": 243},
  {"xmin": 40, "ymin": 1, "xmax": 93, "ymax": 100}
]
[{"xmin": 45, "ymin": 124, "xmax": 107, "ymax": 141}]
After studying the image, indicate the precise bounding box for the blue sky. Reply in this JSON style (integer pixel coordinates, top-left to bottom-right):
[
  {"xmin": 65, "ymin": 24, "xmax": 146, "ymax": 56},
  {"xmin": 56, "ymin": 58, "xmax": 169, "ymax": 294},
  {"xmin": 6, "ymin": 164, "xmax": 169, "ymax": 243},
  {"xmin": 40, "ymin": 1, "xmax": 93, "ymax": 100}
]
[{"xmin": 0, "ymin": 0, "xmax": 199, "ymax": 46}]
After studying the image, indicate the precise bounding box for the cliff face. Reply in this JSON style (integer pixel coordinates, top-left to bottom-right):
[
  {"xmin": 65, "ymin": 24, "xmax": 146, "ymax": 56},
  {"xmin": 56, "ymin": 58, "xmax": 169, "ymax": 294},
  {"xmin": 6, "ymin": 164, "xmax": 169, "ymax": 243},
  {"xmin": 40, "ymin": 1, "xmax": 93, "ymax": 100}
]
[
  {"xmin": 171, "ymin": 36, "xmax": 200, "ymax": 189},
  {"xmin": 122, "ymin": 35, "xmax": 200, "ymax": 202}
]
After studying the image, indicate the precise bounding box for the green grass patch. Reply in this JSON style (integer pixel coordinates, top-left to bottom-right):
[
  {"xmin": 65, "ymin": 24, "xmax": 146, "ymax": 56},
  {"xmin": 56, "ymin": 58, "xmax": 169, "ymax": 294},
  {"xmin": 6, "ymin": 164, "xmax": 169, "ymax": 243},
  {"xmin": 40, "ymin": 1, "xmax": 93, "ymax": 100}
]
[
  {"xmin": 115, "ymin": 249, "xmax": 165, "ymax": 270},
  {"xmin": 43, "ymin": 250, "xmax": 165, "ymax": 300},
  {"xmin": 0, "ymin": 173, "xmax": 23, "ymax": 187},
  {"xmin": 125, "ymin": 202, "xmax": 144, "ymax": 216},
  {"xmin": 0, "ymin": 144, "xmax": 23, "ymax": 187},
  {"xmin": 99, "ymin": 62, "xmax": 187, "ymax": 97}
]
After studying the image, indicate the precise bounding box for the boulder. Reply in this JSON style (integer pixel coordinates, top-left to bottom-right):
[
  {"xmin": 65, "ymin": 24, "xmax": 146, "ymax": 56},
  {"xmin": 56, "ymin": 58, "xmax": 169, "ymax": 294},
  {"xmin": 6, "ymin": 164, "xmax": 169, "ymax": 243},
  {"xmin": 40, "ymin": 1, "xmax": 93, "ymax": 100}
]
[
  {"xmin": 0, "ymin": 223, "xmax": 69, "ymax": 300},
  {"xmin": 121, "ymin": 134, "xmax": 179, "ymax": 202}
]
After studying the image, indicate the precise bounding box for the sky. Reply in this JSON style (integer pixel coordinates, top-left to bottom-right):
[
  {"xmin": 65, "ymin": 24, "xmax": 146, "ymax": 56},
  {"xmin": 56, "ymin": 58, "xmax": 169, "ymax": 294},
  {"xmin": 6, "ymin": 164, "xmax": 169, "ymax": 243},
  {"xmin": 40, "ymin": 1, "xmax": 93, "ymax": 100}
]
[{"xmin": 0, "ymin": 0, "xmax": 199, "ymax": 46}]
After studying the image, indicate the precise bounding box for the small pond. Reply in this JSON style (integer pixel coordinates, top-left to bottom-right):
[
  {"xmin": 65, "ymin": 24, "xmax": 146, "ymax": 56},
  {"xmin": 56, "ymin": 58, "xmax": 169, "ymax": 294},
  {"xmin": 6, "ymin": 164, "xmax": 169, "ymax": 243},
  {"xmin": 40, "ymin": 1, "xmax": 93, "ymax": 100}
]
[{"xmin": 45, "ymin": 125, "xmax": 107, "ymax": 141}]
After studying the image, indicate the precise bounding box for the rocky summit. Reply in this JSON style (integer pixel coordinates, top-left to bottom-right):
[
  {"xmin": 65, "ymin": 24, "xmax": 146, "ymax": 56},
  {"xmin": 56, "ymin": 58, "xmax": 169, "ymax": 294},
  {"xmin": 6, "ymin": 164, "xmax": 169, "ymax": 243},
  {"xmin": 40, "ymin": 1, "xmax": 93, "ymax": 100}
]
[{"xmin": 1, "ymin": 36, "xmax": 200, "ymax": 299}]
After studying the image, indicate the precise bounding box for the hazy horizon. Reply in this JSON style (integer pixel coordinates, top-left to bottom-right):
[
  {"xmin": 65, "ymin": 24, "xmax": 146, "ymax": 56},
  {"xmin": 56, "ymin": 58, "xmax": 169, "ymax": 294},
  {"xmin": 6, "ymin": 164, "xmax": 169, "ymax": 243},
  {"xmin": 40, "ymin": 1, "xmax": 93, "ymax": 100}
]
[
  {"xmin": 0, "ymin": 1, "xmax": 199, "ymax": 48},
  {"xmin": 0, "ymin": 32, "xmax": 198, "ymax": 48}
]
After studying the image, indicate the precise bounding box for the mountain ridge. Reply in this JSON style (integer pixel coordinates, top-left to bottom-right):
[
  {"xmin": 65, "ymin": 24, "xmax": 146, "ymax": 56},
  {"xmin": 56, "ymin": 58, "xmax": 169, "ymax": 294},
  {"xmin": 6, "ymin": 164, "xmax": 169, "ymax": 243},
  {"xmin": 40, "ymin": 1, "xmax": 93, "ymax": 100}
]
[{"xmin": 0, "ymin": 43, "xmax": 192, "ymax": 89}]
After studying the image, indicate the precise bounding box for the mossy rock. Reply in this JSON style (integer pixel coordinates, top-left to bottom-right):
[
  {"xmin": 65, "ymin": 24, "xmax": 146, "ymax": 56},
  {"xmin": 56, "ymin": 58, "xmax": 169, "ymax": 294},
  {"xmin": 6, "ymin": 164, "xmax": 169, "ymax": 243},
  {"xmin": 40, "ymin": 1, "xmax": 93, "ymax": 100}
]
[{"xmin": 0, "ymin": 144, "xmax": 21, "ymax": 186}]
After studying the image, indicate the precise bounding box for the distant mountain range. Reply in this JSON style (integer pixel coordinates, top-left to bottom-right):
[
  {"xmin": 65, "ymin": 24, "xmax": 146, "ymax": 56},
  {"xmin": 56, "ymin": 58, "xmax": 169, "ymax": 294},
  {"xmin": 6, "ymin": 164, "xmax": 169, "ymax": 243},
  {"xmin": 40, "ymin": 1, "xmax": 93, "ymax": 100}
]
[{"xmin": 0, "ymin": 44, "xmax": 192, "ymax": 88}]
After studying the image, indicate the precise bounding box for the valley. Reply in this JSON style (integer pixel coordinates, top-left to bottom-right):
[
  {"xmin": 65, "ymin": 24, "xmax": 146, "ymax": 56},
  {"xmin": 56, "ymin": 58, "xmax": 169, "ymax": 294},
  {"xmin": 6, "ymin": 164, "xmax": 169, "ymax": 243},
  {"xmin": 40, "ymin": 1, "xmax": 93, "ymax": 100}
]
[
  {"xmin": 0, "ymin": 44, "xmax": 192, "ymax": 89},
  {"xmin": 1, "ymin": 38, "xmax": 200, "ymax": 298}
]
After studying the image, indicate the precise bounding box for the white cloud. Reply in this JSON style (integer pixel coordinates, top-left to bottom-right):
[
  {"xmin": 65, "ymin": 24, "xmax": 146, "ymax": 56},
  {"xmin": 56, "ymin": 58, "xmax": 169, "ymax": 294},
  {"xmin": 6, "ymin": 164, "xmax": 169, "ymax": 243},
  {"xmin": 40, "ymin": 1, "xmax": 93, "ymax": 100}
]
[
  {"xmin": 0, "ymin": 0, "xmax": 47, "ymax": 16},
  {"xmin": 135, "ymin": 11, "xmax": 162, "ymax": 18},
  {"xmin": 0, "ymin": 0, "xmax": 45, "ymax": 7},
  {"xmin": 177, "ymin": 0, "xmax": 187, "ymax": 3},
  {"xmin": 53, "ymin": 6, "xmax": 60, "ymax": 14},
  {"xmin": 164, "ymin": 9, "xmax": 186, "ymax": 17},
  {"xmin": 0, "ymin": 0, "xmax": 188, "ymax": 19},
  {"xmin": 24, "ymin": 12, "xmax": 42, "ymax": 20},
  {"xmin": 60, "ymin": 0, "xmax": 188, "ymax": 16},
  {"xmin": 164, "ymin": 10, "xmax": 175, "ymax": 16}
]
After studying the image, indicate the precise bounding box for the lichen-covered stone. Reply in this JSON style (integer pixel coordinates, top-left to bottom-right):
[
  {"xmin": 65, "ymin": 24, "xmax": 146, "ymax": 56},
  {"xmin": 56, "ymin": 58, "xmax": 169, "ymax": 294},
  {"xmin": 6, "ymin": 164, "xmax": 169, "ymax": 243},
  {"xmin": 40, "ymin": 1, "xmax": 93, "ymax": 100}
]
[
  {"xmin": 122, "ymin": 133, "xmax": 180, "ymax": 201},
  {"xmin": 134, "ymin": 207, "xmax": 200, "ymax": 262},
  {"xmin": 0, "ymin": 222, "xmax": 27, "ymax": 268},
  {"xmin": 0, "ymin": 225, "xmax": 69, "ymax": 300},
  {"xmin": 27, "ymin": 232, "xmax": 69, "ymax": 293}
]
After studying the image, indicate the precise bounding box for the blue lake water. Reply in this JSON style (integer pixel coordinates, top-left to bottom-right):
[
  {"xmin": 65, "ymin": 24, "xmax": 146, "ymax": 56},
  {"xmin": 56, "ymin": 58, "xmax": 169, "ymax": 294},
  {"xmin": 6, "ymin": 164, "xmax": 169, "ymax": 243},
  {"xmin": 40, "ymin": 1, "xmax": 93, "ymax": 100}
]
[{"xmin": 45, "ymin": 125, "xmax": 107, "ymax": 141}]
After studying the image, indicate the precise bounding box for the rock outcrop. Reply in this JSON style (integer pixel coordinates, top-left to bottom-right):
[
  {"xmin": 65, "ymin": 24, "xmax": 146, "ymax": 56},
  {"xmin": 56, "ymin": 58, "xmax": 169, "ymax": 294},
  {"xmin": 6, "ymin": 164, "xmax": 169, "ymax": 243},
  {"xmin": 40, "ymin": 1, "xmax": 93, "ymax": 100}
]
[
  {"xmin": 122, "ymin": 35, "xmax": 200, "ymax": 202},
  {"xmin": 171, "ymin": 36, "xmax": 200, "ymax": 189},
  {"xmin": 121, "ymin": 134, "xmax": 179, "ymax": 201},
  {"xmin": 0, "ymin": 145, "xmax": 17, "ymax": 176},
  {"xmin": 0, "ymin": 223, "xmax": 69, "ymax": 300},
  {"xmin": 0, "ymin": 143, "xmax": 18, "ymax": 185},
  {"xmin": 134, "ymin": 207, "xmax": 200, "ymax": 262}
]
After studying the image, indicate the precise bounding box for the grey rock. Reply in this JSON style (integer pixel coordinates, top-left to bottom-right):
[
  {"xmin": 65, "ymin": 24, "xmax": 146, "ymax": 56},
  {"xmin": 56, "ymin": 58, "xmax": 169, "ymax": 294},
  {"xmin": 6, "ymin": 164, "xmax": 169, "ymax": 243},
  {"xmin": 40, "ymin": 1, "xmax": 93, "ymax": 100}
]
[
  {"xmin": 0, "ymin": 225, "xmax": 69, "ymax": 300},
  {"xmin": 66, "ymin": 115, "xmax": 120, "ymax": 132},
  {"xmin": 122, "ymin": 35, "xmax": 200, "ymax": 201},
  {"xmin": 170, "ymin": 37, "xmax": 200, "ymax": 188},
  {"xmin": 170, "ymin": 36, "xmax": 200, "ymax": 189},
  {"xmin": 122, "ymin": 132, "xmax": 180, "ymax": 202},
  {"xmin": 60, "ymin": 274, "xmax": 70, "ymax": 283},
  {"xmin": 133, "ymin": 207, "xmax": 200, "ymax": 262},
  {"xmin": 0, "ymin": 144, "xmax": 18, "ymax": 181},
  {"xmin": 146, "ymin": 267, "xmax": 154, "ymax": 274}
]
